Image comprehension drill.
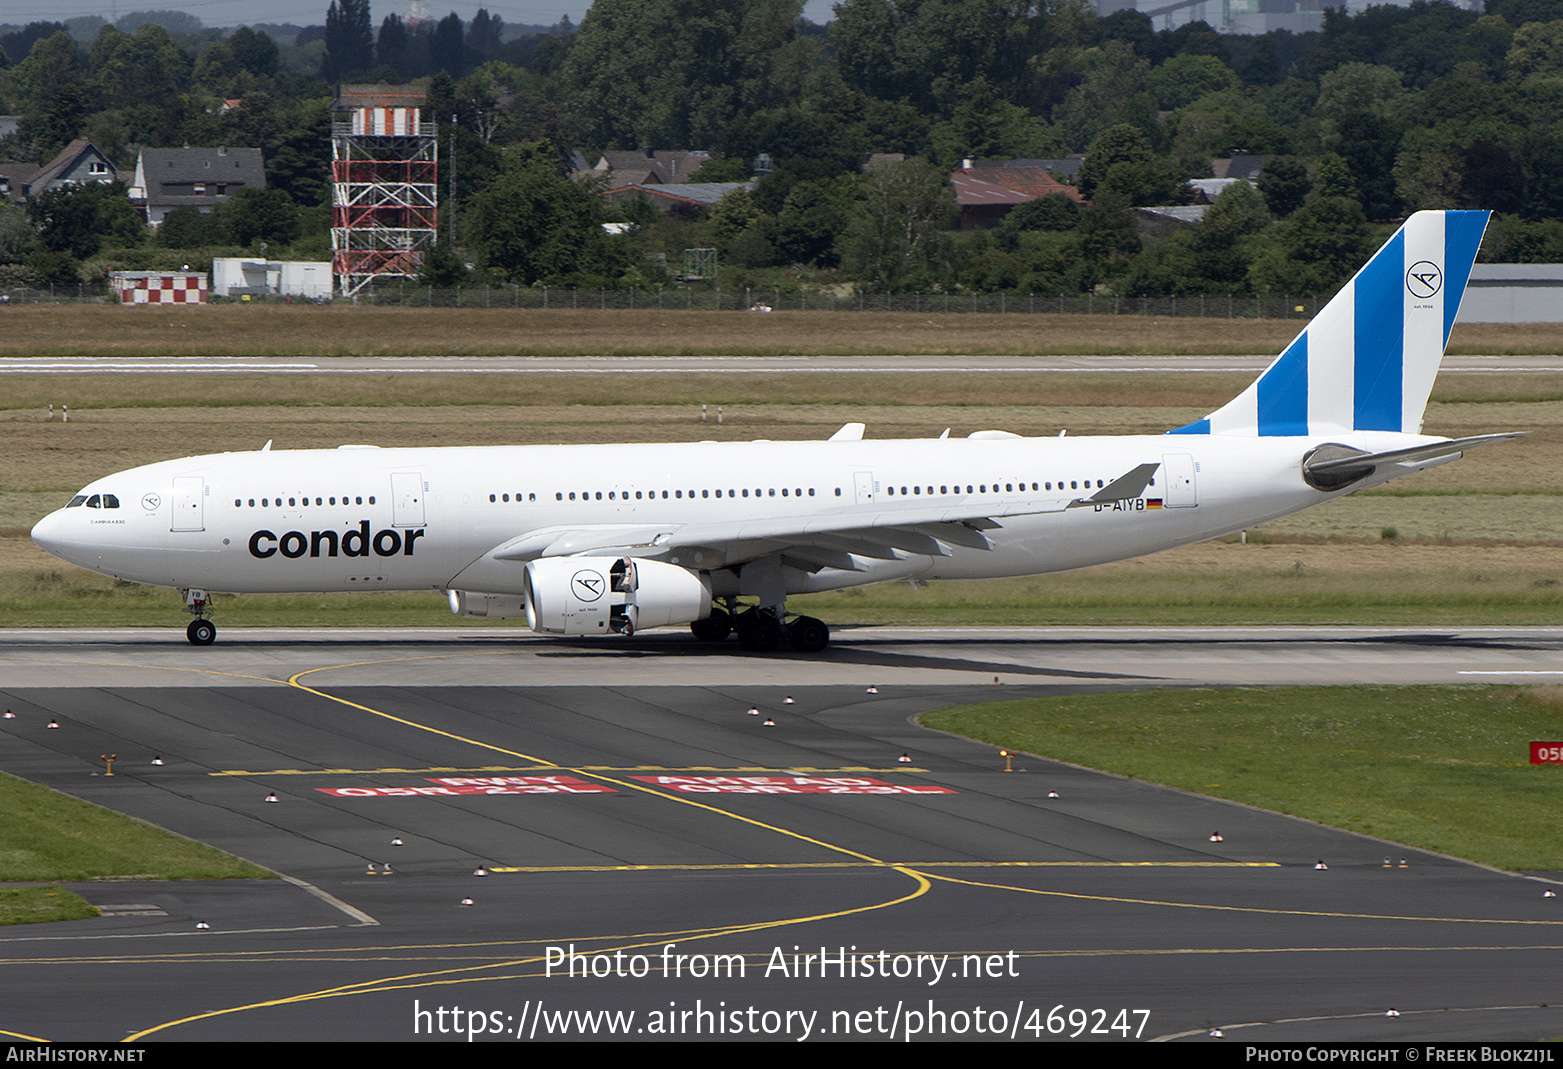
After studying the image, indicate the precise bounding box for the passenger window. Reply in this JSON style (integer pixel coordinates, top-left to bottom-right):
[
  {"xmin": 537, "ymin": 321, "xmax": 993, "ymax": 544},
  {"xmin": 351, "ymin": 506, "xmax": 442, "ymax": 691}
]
[{"xmin": 249, "ymin": 499, "xmax": 256, "ymax": 507}]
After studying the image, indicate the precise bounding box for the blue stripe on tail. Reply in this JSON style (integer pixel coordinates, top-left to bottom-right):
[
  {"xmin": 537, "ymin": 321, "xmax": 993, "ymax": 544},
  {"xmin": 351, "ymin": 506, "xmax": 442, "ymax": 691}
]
[
  {"xmin": 1257, "ymin": 334, "xmax": 1308, "ymax": 436},
  {"xmin": 1443, "ymin": 211, "xmax": 1486, "ymax": 344},
  {"xmin": 1352, "ymin": 229, "xmax": 1405, "ymax": 432}
]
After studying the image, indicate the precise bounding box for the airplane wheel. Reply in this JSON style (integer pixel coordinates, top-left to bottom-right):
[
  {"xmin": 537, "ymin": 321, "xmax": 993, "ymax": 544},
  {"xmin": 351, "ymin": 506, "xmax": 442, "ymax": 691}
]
[
  {"xmin": 736, "ymin": 612, "xmax": 781, "ymax": 652},
  {"xmin": 187, "ymin": 619, "xmax": 216, "ymax": 646},
  {"xmin": 787, "ymin": 616, "xmax": 830, "ymax": 653},
  {"xmin": 690, "ymin": 609, "xmax": 731, "ymax": 642}
]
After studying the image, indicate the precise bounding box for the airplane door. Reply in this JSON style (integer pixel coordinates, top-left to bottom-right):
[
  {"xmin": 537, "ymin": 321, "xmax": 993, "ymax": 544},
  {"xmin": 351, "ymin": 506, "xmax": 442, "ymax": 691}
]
[
  {"xmin": 391, "ymin": 472, "xmax": 426, "ymax": 527},
  {"xmin": 1161, "ymin": 453, "xmax": 1197, "ymax": 507},
  {"xmin": 171, "ymin": 476, "xmax": 204, "ymax": 531},
  {"xmin": 853, "ymin": 471, "xmax": 876, "ymax": 505}
]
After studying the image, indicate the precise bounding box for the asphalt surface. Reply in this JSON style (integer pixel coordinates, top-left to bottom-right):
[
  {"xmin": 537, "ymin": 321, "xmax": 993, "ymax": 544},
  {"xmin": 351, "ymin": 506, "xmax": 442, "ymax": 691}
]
[{"xmin": 1, "ymin": 627, "xmax": 1562, "ymax": 1043}]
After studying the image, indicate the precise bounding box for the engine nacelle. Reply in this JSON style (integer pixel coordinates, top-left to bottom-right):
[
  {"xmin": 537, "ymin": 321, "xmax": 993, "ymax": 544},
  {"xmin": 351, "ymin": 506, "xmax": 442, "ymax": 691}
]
[{"xmin": 522, "ymin": 557, "xmax": 711, "ymax": 636}]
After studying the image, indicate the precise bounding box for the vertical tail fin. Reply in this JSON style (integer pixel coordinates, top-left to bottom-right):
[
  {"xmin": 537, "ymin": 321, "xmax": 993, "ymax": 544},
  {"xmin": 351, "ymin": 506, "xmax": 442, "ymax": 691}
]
[{"xmin": 1169, "ymin": 210, "xmax": 1489, "ymax": 437}]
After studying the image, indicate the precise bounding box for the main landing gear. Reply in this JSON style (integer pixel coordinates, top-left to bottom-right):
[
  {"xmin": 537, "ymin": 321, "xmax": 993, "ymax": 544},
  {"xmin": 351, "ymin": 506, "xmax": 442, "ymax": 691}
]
[
  {"xmin": 181, "ymin": 588, "xmax": 216, "ymax": 645},
  {"xmin": 690, "ymin": 604, "xmax": 830, "ymax": 653}
]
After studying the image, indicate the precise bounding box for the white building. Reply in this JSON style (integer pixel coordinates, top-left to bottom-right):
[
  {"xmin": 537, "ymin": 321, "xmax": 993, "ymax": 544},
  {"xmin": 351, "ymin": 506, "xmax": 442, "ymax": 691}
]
[{"xmin": 211, "ymin": 258, "xmax": 333, "ymax": 300}]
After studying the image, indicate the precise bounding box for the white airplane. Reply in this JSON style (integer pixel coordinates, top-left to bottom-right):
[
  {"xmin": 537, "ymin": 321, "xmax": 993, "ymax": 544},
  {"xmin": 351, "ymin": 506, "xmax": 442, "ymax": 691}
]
[{"xmin": 32, "ymin": 209, "xmax": 1513, "ymax": 653}]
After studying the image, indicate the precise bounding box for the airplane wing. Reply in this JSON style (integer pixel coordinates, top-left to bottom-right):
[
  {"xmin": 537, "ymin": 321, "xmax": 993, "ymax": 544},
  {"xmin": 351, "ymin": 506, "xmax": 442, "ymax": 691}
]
[{"xmin": 482, "ymin": 461, "xmax": 1164, "ymax": 571}]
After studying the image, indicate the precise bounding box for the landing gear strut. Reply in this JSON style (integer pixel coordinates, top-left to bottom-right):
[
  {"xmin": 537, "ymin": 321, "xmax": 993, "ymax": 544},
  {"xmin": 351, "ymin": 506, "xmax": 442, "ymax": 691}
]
[{"xmin": 181, "ymin": 588, "xmax": 215, "ymax": 645}]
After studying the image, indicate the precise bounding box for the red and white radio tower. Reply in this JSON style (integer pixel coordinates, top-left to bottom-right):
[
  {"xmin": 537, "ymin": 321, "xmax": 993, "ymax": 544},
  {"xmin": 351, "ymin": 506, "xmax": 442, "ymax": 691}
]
[{"xmin": 331, "ymin": 84, "xmax": 438, "ymax": 297}]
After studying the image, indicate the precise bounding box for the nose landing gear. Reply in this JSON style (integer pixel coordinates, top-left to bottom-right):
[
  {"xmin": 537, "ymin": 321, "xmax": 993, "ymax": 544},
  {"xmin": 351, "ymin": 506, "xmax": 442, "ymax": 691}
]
[{"xmin": 181, "ymin": 588, "xmax": 216, "ymax": 645}]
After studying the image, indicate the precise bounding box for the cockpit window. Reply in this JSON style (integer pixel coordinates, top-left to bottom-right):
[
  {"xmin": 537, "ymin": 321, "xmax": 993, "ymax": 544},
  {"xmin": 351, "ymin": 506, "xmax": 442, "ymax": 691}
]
[
  {"xmin": 85, "ymin": 495, "xmax": 101, "ymax": 508},
  {"xmin": 66, "ymin": 495, "xmax": 87, "ymax": 508}
]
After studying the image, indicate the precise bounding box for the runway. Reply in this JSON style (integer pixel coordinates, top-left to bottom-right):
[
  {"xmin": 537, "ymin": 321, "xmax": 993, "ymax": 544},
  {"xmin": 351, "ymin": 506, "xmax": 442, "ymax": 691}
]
[{"xmin": 3, "ymin": 627, "xmax": 1562, "ymax": 1043}]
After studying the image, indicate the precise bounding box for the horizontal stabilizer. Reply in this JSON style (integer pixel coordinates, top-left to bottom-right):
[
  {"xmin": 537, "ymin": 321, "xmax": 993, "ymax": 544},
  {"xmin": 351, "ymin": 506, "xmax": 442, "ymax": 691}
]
[
  {"xmin": 1303, "ymin": 433, "xmax": 1520, "ymax": 490},
  {"xmin": 1067, "ymin": 462, "xmax": 1161, "ymax": 509}
]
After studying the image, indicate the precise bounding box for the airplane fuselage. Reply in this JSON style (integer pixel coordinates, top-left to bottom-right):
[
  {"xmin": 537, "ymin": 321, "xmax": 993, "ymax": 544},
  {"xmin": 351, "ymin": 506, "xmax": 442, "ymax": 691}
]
[{"xmin": 30, "ymin": 430, "xmax": 1448, "ymax": 601}]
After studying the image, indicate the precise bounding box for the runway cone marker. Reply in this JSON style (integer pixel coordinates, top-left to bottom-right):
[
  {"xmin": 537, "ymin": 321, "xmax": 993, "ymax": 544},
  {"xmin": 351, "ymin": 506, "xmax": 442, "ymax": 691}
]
[
  {"xmin": 1383, "ymin": 857, "xmax": 1392, "ymax": 868},
  {"xmin": 151, "ymin": 756, "xmax": 164, "ymax": 765},
  {"xmin": 784, "ymin": 696, "xmax": 794, "ymax": 705},
  {"xmin": 365, "ymin": 863, "xmax": 377, "ymax": 876},
  {"xmin": 1399, "ymin": 859, "xmax": 1408, "ymax": 868},
  {"xmin": 898, "ymin": 753, "xmax": 912, "ymax": 764},
  {"xmin": 391, "ymin": 838, "xmax": 403, "ymax": 846},
  {"xmin": 1208, "ymin": 1028, "xmax": 1224, "ymax": 1038},
  {"xmin": 47, "ymin": 720, "xmax": 58, "ymax": 729},
  {"xmin": 747, "ymin": 706, "xmax": 760, "ymax": 716},
  {"xmin": 1046, "ymin": 790, "xmax": 1060, "ymax": 799},
  {"xmin": 196, "ymin": 922, "xmax": 210, "ymax": 930},
  {"xmin": 1385, "ymin": 1009, "xmax": 1400, "ymax": 1018},
  {"xmin": 381, "ymin": 864, "xmax": 393, "ymax": 875},
  {"xmin": 1210, "ymin": 833, "xmax": 1224, "ymax": 843},
  {"xmin": 460, "ymin": 897, "xmax": 474, "ymax": 907},
  {"xmin": 1545, "ymin": 889, "xmax": 1557, "ymax": 898},
  {"xmin": 474, "ymin": 866, "xmax": 488, "ymax": 877},
  {"xmin": 1314, "ymin": 860, "xmax": 1328, "ymax": 870},
  {"xmin": 2, "ymin": 710, "xmax": 13, "ymax": 719},
  {"xmin": 866, "ymin": 686, "xmax": 878, "ymax": 694},
  {"xmin": 265, "ymin": 792, "xmax": 279, "ymax": 803},
  {"xmin": 762, "ymin": 718, "xmax": 775, "ymax": 727}
]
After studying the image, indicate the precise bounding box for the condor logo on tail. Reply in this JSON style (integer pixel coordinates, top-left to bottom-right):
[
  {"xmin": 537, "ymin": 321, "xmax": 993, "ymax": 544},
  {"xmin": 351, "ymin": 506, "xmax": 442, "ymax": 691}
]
[{"xmin": 249, "ymin": 521, "xmax": 425, "ymax": 559}]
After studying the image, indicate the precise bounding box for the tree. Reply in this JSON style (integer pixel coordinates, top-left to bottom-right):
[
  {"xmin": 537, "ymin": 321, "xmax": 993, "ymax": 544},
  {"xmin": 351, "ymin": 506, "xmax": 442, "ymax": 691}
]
[
  {"xmin": 220, "ymin": 187, "xmax": 299, "ymax": 246},
  {"xmin": 1002, "ymin": 192, "xmax": 1081, "ymax": 233},
  {"xmin": 561, "ymin": 0, "xmax": 802, "ymax": 150},
  {"xmin": 157, "ymin": 207, "xmax": 226, "ymax": 248},
  {"xmin": 1146, "ymin": 54, "xmax": 1240, "ymax": 110},
  {"xmin": 464, "ymin": 141, "xmax": 607, "ymax": 285},
  {"xmin": 430, "ymin": 13, "xmax": 466, "ymax": 78},
  {"xmin": 323, "ymin": 0, "xmax": 373, "ymax": 83},
  {"xmin": 1077, "ymin": 123, "xmax": 1155, "ymax": 199},
  {"xmin": 1249, "ymin": 196, "xmax": 1368, "ymax": 294},
  {"xmin": 838, "ymin": 158, "xmax": 956, "ymax": 291},
  {"xmin": 1258, "ymin": 155, "xmax": 1310, "ymax": 217},
  {"xmin": 27, "ymin": 180, "xmax": 143, "ymax": 259},
  {"xmin": 228, "ymin": 27, "xmax": 279, "ymax": 77}
]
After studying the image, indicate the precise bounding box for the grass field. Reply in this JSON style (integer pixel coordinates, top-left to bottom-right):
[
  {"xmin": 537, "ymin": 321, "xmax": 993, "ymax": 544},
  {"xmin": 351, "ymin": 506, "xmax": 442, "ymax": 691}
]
[
  {"xmin": 1, "ymin": 305, "xmax": 1560, "ymax": 357},
  {"xmin": 0, "ymin": 886, "xmax": 99, "ymax": 926},
  {"xmin": 922, "ymin": 685, "xmax": 1563, "ymax": 871},
  {"xmin": 0, "ymin": 771, "xmax": 270, "ymax": 882}
]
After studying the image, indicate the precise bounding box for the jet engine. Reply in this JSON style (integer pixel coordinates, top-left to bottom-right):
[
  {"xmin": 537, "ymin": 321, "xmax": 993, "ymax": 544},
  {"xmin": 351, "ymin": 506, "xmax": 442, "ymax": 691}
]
[{"xmin": 520, "ymin": 557, "xmax": 711, "ymax": 636}]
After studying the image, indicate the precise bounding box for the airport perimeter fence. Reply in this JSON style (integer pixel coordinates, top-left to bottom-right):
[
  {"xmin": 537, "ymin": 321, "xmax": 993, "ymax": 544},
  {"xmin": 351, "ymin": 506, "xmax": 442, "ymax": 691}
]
[
  {"xmin": 0, "ymin": 281, "xmax": 1324, "ymax": 319},
  {"xmin": 352, "ymin": 282, "xmax": 1326, "ymax": 319}
]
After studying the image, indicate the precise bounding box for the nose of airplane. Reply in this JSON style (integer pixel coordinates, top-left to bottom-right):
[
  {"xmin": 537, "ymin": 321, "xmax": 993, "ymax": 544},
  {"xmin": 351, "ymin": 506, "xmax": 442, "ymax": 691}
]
[{"xmin": 31, "ymin": 510, "xmax": 66, "ymax": 556}]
